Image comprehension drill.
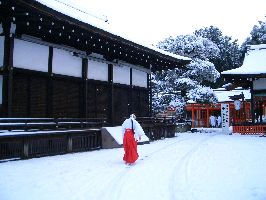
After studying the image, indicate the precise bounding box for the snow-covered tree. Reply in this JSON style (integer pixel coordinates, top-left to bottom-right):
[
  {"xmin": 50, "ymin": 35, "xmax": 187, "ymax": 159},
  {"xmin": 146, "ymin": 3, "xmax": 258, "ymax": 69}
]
[
  {"xmin": 184, "ymin": 58, "xmax": 220, "ymax": 83},
  {"xmin": 187, "ymin": 86, "xmax": 217, "ymax": 104},
  {"xmin": 153, "ymin": 34, "xmax": 220, "ymax": 115},
  {"xmin": 240, "ymin": 17, "xmax": 266, "ymax": 66},
  {"xmin": 157, "ymin": 35, "xmax": 220, "ymax": 60},
  {"xmin": 244, "ymin": 17, "xmax": 266, "ymax": 45},
  {"xmin": 194, "ymin": 26, "xmax": 243, "ymax": 73}
]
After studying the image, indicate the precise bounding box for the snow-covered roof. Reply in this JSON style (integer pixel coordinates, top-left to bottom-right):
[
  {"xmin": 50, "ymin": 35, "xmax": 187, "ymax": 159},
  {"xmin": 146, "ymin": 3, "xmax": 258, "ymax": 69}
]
[
  {"xmin": 187, "ymin": 88, "xmax": 251, "ymax": 103},
  {"xmin": 214, "ymin": 88, "xmax": 251, "ymax": 102},
  {"xmin": 222, "ymin": 44, "xmax": 266, "ymax": 75},
  {"xmin": 36, "ymin": 0, "xmax": 191, "ymax": 62}
]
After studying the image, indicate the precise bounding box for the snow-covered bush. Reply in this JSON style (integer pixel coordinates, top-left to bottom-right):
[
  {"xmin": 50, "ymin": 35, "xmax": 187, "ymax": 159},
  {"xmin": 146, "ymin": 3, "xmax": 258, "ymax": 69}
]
[{"xmin": 187, "ymin": 86, "xmax": 218, "ymax": 104}]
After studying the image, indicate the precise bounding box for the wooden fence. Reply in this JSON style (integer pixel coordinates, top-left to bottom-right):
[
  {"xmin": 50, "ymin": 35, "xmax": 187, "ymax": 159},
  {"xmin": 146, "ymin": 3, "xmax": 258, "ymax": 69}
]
[
  {"xmin": 0, "ymin": 117, "xmax": 190, "ymax": 161},
  {"xmin": 0, "ymin": 129, "xmax": 101, "ymax": 160},
  {"xmin": 0, "ymin": 118, "xmax": 106, "ymax": 161},
  {"xmin": 138, "ymin": 117, "xmax": 190, "ymax": 141},
  {"xmin": 232, "ymin": 124, "xmax": 266, "ymax": 135}
]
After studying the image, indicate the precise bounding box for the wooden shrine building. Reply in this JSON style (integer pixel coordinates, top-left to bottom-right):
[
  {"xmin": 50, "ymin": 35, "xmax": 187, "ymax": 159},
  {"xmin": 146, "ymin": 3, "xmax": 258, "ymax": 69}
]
[
  {"xmin": 0, "ymin": 0, "xmax": 190, "ymax": 125},
  {"xmin": 222, "ymin": 44, "xmax": 266, "ymax": 134}
]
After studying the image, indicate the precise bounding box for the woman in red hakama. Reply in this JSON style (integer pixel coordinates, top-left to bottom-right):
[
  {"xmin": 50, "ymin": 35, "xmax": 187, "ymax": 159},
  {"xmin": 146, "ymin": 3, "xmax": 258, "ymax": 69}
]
[
  {"xmin": 122, "ymin": 114, "xmax": 144, "ymax": 165},
  {"xmin": 123, "ymin": 128, "xmax": 139, "ymax": 164}
]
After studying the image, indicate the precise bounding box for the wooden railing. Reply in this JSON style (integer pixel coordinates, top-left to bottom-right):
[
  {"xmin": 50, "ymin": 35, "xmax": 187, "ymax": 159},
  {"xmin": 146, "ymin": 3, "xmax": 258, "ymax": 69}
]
[
  {"xmin": 0, "ymin": 117, "xmax": 192, "ymax": 161},
  {"xmin": 232, "ymin": 125, "xmax": 266, "ymax": 135},
  {"xmin": 138, "ymin": 117, "xmax": 191, "ymax": 141},
  {"xmin": 0, "ymin": 129, "xmax": 102, "ymax": 161},
  {"xmin": 0, "ymin": 118, "xmax": 107, "ymax": 131},
  {"xmin": 0, "ymin": 118, "xmax": 107, "ymax": 161}
]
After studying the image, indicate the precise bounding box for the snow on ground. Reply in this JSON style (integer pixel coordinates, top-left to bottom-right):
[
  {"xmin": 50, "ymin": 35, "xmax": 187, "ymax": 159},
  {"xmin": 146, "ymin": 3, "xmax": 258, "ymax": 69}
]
[{"xmin": 1, "ymin": 129, "xmax": 266, "ymax": 200}]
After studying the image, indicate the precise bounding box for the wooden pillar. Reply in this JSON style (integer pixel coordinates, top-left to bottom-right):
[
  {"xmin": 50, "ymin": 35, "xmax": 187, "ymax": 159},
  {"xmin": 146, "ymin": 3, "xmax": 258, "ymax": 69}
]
[
  {"xmin": 108, "ymin": 64, "xmax": 114, "ymax": 125},
  {"xmin": 47, "ymin": 46, "xmax": 53, "ymax": 117},
  {"xmin": 67, "ymin": 136, "xmax": 73, "ymax": 152},
  {"xmin": 148, "ymin": 64, "xmax": 153, "ymax": 117},
  {"xmin": 147, "ymin": 73, "xmax": 152, "ymax": 117},
  {"xmin": 2, "ymin": 19, "xmax": 14, "ymax": 117},
  {"xmin": 23, "ymin": 139, "xmax": 29, "ymax": 159},
  {"xmin": 241, "ymin": 92, "xmax": 246, "ymax": 123},
  {"xmin": 206, "ymin": 104, "xmax": 210, "ymax": 128},
  {"xmin": 26, "ymin": 76, "xmax": 31, "ymax": 117},
  {"xmin": 129, "ymin": 68, "xmax": 133, "ymax": 115},
  {"xmin": 259, "ymin": 100, "xmax": 263, "ymax": 123},
  {"xmin": 81, "ymin": 58, "xmax": 88, "ymax": 118},
  {"xmin": 250, "ymin": 80, "xmax": 255, "ymax": 124},
  {"xmin": 191, "ymin": 104, "xmax": 195, "ymax": 128},
  {"xmin": 197, "ymin": 108, "xmax": 200, "ymax": 127}
]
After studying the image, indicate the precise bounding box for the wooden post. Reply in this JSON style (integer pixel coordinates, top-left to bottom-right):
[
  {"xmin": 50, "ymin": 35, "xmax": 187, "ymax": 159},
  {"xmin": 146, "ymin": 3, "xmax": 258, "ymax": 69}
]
[
  {"xmin": 148, "ymin": 65, "xmax": 152, "ymax": 117},
  {"xmin": 82, "ymin": 58, "xmax": 88, "ymax": 118},
  {"xmin": 250, "ymin": 81, "xmax": 255, "ymax": 124},
  {"xmin": 23, "ymin": 139, "xmax": 29, "ymax": 158},
  {"xmin": 129, "ymin": 68, "xmax": 133, "ymax": 114},
  {"xmin": 259, "ymin": 99, "xmax": 263, "ymax": 123},
  {"xmin": 241, "ymin": 92, "xmax": 246, "ymax": 123},
  {"xmin": 47, "ymin": 46, "xmax": 53, "ymax": 117},
  {"xmin": 148, "ymin": 73, "xmax": 152, "ymax": 117},
  {"xmin": 108, "ymin": 64, "xmax": 114, "ymax": 126},
  {"xmin": 191, "ymin": 104, "xmax": 195, "ymax": 128},
  {"xmin": 2, "ymin": 18, "xmax": 15, "ymax": 117},
  {"xmin": 206, "ymin": 104, "xmax": 210, "ymax": 128},
  {"xmin": 67, "ymin": 136, "xmax": 72, "ymax": 152}
]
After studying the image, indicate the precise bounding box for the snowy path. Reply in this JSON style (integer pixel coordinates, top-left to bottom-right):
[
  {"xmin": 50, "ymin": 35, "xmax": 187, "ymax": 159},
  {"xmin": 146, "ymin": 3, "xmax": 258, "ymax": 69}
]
[
  {"xmin": 98, "ymin": 134, "xmax": 202, "ymax": 200},
  {"xmin": 1, "ymin": 132, "xmax": 266, "ymax": 200}
]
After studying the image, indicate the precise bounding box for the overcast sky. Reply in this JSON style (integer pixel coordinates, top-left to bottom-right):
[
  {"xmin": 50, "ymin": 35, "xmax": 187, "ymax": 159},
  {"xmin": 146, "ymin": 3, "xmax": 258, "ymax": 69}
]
[{"xmin": 63, "ymin": 0, "xmax": 266, "ymax": 46}]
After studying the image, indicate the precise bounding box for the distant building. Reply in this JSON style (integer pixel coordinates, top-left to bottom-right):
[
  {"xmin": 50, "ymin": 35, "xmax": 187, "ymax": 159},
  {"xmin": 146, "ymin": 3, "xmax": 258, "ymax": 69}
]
[
  {"xmin": 186, "ymin": 88, "xmax": 251, "ymax": 128},
  {"xmin": 221, "ymin": 44, "xmax": 266, "ymax": 134}
]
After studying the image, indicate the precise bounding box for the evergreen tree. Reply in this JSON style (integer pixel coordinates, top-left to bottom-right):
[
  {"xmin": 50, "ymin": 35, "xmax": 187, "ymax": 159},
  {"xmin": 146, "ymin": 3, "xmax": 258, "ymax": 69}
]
[
  {"xmin": 153, "ymin": 34, "xmax": 220, "ymax": 115},
  {"xmin": 240, "ymin": 17, "xmax": 266, "ymax": 67},
  {"xmin": 194, "ymin": 26, "xmax": 243, "ymax": 86},
  {"xmin": 244, "ymin": 17, "xmax": 266, "ymax": 45}
]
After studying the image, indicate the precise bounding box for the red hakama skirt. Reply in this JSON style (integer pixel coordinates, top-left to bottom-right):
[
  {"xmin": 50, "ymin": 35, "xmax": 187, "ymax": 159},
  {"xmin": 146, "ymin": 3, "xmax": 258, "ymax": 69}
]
[{"xmin": 123, "ymin": 129, "xmax": 139, "ymax": 164}]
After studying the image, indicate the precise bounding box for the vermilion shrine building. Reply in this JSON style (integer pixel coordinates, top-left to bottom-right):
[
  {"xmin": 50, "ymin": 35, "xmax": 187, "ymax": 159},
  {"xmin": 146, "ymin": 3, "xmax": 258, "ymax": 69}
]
[{"xmin": 186, "ymin": 88, "xmax": 251, "ymax": 128}]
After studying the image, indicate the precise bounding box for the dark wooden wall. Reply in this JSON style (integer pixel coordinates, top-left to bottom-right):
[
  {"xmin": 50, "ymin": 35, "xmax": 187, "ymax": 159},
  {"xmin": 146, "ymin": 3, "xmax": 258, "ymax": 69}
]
[
  {"xmin": 12, "ymin": 73, "xmax": 48, "ymax": 117},
  {"xmin": 87, "ymin": 81, "xmax": 109, "ymax": 119},
  {"xmin": 113, "ymin": 86, "xmax": 130, "ymax": 125},
  {"xmin": 52, "ymin": 78, "xmax": 81, "ymax": 118},
  {"xmin": 132, "ymin": 88, "xmax": 149, "ymax": 118},
  {"xmin": 7, "ymin": 69, "xmax": 149, "ymax": 125},
  {"xmin": 1, "ymin": 33, "xmax": 150, "ymax": 124}
]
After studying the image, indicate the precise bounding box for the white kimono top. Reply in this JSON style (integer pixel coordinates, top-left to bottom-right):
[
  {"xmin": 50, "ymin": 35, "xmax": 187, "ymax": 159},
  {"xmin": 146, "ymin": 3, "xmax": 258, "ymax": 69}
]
[{"xmin": 122, "ymin": 117, "xmax": 145, "ymax": 140}]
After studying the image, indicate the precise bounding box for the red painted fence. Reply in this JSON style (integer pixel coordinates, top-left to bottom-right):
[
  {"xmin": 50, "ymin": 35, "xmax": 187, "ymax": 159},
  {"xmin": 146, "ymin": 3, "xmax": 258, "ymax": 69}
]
[{"xmin": 233, "ymin": 125, "xmax": 266, "ymax": 135}]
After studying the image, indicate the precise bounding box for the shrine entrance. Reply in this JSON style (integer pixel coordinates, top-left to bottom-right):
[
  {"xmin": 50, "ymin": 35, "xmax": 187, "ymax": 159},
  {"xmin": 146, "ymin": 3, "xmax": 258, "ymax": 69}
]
[{"xmin": 186, "ymin": 102, "xmax": 251, "ymax": 128}]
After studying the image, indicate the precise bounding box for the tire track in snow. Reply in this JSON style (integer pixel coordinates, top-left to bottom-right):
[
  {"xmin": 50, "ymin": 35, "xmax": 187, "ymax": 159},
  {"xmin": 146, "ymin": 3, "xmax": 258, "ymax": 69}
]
[
  {"xmin": 96, "ymin": 167, "xmax": 129, "ymax": 200},
  {"xmin": 97, "ymin": 136, "xmax": 192, "ymax": 200},
  {"xmin": 169, "ymin": 133, "xmax": 218, "ymax": 200},
  {"xmin": 140, "ymin": 137, "xmax": 193, "ymax": 161}
]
